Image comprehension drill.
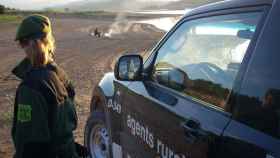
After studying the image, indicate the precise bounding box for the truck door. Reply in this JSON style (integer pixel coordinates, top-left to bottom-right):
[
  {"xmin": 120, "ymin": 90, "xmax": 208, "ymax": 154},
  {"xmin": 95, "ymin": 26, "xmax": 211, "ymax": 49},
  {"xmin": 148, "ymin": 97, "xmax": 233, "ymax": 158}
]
[
  {"xmin": 118, "ymin": 10, "xmax": 265, "ymax": 158},
  {"xmin": 222, "ymin": 2, "xmax": 280, "ymax": 157}
]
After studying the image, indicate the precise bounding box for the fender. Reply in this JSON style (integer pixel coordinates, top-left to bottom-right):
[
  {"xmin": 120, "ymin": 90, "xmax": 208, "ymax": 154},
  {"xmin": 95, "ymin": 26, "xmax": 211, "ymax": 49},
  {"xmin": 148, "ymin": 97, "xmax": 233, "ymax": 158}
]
[
  {"xmin": 98, "ymin": 72, "xmax": 116, "ymax": 98},
  {"xmin": 90, "ymin": 72, "xmax": 130, "ymax": 112},
  {"xmin": 90, "ymin": 72, "xmax": 115, "ymax": 112},
  {"xmin": 91, "ymin": 71, "xmax": 130, "ymax": 155}
]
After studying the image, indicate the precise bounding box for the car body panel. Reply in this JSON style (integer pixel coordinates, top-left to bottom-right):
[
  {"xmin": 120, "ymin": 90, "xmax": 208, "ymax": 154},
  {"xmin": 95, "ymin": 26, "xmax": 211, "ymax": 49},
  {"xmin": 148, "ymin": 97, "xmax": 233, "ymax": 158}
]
[
  {"xmin": 117, "ymin": 81, "xmax": 231, "ymax": 157},
  {"xmin": 95, "ymin": 72, "xmax": 131, "ymax": 148},
  {"xmin": 89, "ymin": 0, "xmax": 280, "ymax": 158},
  {"xmin": 222, "ymin": 0, "xmax": 280, "ymax": 157},
  {"xmin": 223, "ymin": 120, "xmax": 280, "ymax": 157}
]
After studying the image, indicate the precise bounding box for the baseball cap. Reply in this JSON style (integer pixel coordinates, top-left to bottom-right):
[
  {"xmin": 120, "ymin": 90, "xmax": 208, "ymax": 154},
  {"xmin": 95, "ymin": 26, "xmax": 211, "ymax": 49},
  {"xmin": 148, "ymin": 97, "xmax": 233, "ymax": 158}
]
[{"xmin": 15, "ymin": 14, "xmax": 51, "ymax": 41}]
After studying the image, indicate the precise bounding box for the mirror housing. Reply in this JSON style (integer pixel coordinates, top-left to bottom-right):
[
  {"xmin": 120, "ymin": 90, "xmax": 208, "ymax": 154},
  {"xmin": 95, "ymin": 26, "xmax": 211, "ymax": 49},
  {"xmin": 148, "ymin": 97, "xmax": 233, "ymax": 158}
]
[
  {"xmin": 237, "ymin": 29, "xmax": 254, "ymax": 39},
  {"xmin": 114, "ymin": 54, "xmax": 143, "ymax": 81},
  {"xmin": 154, "ymin": 67, "xmax": 188, "ymax": 91}
]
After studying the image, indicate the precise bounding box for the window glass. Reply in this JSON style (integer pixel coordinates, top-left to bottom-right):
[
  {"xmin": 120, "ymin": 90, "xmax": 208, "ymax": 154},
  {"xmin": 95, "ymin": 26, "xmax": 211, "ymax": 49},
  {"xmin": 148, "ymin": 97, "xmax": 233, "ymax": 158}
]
[
  {"xmin": 234, "ymin": 23, "xmax": 280, "ymax": 139},
  {"xmin": 152, "ymin": 12, "xmax": 262, "ymax": 109}
]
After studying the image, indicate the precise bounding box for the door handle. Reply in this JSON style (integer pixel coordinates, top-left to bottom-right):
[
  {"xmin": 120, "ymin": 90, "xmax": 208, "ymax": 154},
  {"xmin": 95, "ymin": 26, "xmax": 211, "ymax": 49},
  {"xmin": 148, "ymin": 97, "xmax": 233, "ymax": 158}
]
[{"xmin": 182, "ymin": 119, "xmax": 202, "ymax": 143}]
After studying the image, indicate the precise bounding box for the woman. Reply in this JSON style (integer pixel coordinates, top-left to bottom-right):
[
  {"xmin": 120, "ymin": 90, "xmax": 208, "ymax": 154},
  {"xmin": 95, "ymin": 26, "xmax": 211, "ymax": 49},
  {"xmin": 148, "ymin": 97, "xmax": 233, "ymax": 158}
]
[{"xmin": 12, "ymin": 14, "xmax": 79, "ymax": 158}]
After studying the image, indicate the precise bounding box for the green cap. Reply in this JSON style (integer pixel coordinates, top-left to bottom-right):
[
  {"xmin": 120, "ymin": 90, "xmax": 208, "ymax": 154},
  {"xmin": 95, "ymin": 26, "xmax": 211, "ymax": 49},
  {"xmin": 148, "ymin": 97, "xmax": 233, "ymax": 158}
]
[{"xmin": 15, "ymin": 14, "xmax": 51, "ymax": 41}]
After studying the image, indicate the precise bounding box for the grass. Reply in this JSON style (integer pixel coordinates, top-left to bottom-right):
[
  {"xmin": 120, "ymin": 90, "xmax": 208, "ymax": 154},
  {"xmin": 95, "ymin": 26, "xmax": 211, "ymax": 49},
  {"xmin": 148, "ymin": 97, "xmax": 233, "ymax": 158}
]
[
  {"xmin": 0, "ymin": 110, "xmax": 13, "ymax": 127},
  {"xmin": 0, "ymin": 94, "xmax": 15, "ymax": 127},
  {"xmin": 0, "ymin": 14, "xmax": 22, "ymax": 23}
]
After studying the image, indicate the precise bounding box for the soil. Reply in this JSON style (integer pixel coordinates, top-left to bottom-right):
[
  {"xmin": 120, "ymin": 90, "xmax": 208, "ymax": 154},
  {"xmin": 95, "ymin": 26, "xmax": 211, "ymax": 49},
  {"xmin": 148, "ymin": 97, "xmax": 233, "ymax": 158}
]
[{"xmin": 0, "ymin": 15, "xmax": 165, "ymax": 157}]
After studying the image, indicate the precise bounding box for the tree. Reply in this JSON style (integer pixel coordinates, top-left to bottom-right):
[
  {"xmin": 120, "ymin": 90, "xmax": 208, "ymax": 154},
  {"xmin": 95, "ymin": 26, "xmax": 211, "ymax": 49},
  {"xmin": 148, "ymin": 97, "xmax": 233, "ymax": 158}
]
[{"xmin": 0, "ymin": 4, "xmax": 5, "ymax": 14}]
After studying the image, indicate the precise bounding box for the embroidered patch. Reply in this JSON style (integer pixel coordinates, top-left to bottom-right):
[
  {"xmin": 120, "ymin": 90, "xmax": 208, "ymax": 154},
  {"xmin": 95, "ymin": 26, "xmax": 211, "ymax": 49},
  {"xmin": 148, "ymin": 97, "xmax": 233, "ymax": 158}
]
[{"xmin": 17, "ymin": 104, "xmax": 32, "ymax": 122}]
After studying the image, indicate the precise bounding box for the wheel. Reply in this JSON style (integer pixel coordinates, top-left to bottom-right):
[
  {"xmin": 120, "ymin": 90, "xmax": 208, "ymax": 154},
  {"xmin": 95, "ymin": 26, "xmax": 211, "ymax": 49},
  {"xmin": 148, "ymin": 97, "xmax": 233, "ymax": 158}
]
[{"xmin": 85, "ymin": 112, "xmax": 110, "ymax": 158}]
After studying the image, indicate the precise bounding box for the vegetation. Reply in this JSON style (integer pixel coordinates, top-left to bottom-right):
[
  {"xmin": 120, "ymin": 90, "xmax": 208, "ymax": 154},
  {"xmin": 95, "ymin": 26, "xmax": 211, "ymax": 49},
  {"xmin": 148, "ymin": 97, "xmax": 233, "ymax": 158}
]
[
  {"xmin": 0, "ymin": 4, "xmax": 5, "ymax": 14},
  {"xmin": 44, "ymin": 7, "xmax": 66, "ymax": 13},
  {"xmin": 0, "ymin": 110, "xmax": 13, "ymax": 126},
  {"xmin": 0, "ymin": 4, "xmax": 21, "ymax": 23},
  {"xmin": 0, "ymin": 15, "xmax": 22, "ymax": 23}
]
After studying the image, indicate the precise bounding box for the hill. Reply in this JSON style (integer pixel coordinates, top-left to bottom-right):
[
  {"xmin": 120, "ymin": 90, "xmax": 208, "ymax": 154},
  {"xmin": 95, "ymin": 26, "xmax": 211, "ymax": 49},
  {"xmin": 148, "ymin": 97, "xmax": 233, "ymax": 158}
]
[{"xmin": 56, "ymin": 0, "xmax": 223, "ymax": 12}]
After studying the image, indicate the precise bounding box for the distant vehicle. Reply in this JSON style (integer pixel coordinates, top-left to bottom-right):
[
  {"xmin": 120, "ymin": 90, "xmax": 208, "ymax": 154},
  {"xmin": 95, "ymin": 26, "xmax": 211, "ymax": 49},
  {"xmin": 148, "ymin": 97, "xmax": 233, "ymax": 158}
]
[{"xmin": 85, "ymin": 0, "xmax": 280, "ymax": 157}]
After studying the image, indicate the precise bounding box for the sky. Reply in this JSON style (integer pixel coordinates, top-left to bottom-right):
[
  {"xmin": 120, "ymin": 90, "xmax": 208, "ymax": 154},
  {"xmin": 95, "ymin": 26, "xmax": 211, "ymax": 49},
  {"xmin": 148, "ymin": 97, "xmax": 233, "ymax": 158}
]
[
  {"xmin": 0, "ymin": 0, "xmax": 180, "ymax": 10},
  {"xmin": 0, "ymin": 0, "xmax": 79, "ymax": 10}
]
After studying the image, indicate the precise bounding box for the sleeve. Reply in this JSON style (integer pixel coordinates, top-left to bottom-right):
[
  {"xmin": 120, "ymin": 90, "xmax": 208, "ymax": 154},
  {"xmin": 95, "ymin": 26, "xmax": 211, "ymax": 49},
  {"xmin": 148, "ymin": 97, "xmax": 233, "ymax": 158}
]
[
  {"xmin": 13, "ymin": 85, "xmax": 51, "ymax": 156},
  {"xmin": 66, "ymin": 81, "xmax": 76, "ymax": 100},
  {"xmin": 60, "ymin": 69, "xmax": 76, "ymax": 100}
]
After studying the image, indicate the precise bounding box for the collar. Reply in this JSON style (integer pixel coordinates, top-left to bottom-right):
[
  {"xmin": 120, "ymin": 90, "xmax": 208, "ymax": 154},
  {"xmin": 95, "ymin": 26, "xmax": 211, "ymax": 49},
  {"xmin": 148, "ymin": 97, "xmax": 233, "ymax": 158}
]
[
  {"xmin": 12, "ymin": 58, "xmax": 58, "ymax": 80},
  {"xmin": 12, "ymin": 58, "xmax": 32, "ymax": 80}
]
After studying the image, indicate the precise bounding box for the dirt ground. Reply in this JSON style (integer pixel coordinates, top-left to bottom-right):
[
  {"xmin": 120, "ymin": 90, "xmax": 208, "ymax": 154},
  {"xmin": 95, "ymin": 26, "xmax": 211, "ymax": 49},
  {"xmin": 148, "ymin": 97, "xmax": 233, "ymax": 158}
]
[{"xmin": 0, "ymin": 15, "xmax": 164, "ymax": 157}]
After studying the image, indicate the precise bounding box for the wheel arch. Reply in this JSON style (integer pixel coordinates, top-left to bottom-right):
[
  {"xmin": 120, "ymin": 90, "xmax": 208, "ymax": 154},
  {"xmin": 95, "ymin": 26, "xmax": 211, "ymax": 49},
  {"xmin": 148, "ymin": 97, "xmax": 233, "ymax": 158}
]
[{"xmin": 90, "ymin": 72, "xmax": 116, "ymax": 113}]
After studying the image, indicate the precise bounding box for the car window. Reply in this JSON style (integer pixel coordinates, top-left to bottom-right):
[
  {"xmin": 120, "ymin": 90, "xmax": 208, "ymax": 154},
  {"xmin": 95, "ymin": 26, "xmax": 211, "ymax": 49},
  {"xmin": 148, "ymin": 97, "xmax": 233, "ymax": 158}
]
[
  {"xmin": 152, "ymin": 12, "xmax": 263, "ymax": 110},
  {"xmin": 233, "ymin": 31, "xmax": 280, "ymax": 139}
]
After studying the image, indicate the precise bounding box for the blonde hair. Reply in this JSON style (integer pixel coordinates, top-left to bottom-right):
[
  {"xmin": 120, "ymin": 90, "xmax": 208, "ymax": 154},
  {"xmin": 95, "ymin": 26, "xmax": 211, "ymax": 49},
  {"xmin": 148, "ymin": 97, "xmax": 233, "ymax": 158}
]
[{"xmin": 27, "ymin": 32, "xmax": 55, "ymax": 67}]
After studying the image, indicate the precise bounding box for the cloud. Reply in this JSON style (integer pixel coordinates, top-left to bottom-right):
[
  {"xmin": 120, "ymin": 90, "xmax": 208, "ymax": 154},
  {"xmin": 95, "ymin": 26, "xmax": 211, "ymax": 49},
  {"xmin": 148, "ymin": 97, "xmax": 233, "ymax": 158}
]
[
  {"xmin": 0, "ymin": 0, "xmax": 79, "ymax": 10},
  {"xmin": 0, "ymin": 0, "xmax": 182, "ymax": 10}
]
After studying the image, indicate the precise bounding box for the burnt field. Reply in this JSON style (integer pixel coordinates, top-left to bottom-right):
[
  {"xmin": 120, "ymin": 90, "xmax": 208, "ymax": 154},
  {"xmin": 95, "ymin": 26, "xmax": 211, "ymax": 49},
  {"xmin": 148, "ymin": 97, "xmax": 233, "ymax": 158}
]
[{"xmin": 0, "ymin": 14, "xmax": 166, "ymax": 157}]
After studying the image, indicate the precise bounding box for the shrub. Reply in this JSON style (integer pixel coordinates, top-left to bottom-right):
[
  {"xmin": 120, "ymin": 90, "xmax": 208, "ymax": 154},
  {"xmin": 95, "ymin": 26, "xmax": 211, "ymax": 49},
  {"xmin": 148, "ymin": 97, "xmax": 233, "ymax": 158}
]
[{"xmin": 0, "ymin": 4, "xmax": 5, "ymax": 14}]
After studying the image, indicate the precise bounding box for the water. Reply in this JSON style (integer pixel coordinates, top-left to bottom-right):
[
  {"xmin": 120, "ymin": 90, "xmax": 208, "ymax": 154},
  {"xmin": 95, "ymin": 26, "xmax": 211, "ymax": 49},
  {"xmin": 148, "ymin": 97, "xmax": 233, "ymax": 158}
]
[
  {"xmin": 139, "ymin": 17, "xmax": 180, "ymax": 32},
  {"xmin": 104, "ymin": 9, "xmax": 191, "ymax": 38},
  {"xmin": 137, "ymin": 9, "xmax": 191, "ymax": 31}
]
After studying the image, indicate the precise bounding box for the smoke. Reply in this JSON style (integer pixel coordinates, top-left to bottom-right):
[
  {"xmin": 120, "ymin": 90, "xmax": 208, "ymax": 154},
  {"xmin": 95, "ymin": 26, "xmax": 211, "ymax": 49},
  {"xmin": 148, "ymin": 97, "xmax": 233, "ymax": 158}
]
[
  {"xmin": 104, "ymin": 13, "xmax": 134, "ymax": 38},
  {"xmin": 104, "ymin": 0, "xmax": 182, "ymax": 38}
]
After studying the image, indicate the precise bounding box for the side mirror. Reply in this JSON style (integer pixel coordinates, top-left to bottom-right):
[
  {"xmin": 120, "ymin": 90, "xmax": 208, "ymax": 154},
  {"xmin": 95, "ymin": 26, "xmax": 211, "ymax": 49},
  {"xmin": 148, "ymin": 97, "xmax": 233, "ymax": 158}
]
[
  {"xmin": 237, "ymin": 29, "xmax": 254, "ymax": 39},
  {"xmin": 154, "ymin": 66, "xmax": 189, "ymax": 91},
  {"xmin": 114, "ymin": 54, "xmax": 143, "ymax": 81}
]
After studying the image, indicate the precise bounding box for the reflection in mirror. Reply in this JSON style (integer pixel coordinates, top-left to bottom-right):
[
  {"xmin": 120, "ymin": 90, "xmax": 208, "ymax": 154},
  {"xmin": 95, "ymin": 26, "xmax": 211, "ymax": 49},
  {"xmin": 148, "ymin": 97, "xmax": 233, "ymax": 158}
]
[
  {"xmin": 235, "ymin": 88, "xmax": 280, "ymax": 139},
  {"xmin": 152, "ymin": 12, "xmax": 262, "ymax": 109},
  {"xmin": 153, "ymin": 62, "xmax": 189, "ymax": 91},
  {"xmin": 116, "ymin": 55, "xmax": 143, "ymax": 80},
  {"xmin": 237, "ymin": 29, "xmax": 254, "ymax": 39},
  {"xmin": 128, "ymin": 58, "xmax": 141, "ymax": 79},
  {"xmin": 119, "ymin": 60, "xmax": 129, "ymax": 79}
]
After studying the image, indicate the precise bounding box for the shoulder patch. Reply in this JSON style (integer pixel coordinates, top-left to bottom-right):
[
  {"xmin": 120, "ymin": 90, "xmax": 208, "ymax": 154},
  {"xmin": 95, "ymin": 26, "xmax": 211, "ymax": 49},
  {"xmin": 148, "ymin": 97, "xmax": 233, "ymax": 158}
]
[{"xmin": 17, "ymin": 104, "xmax": 32, "ymax": 123}]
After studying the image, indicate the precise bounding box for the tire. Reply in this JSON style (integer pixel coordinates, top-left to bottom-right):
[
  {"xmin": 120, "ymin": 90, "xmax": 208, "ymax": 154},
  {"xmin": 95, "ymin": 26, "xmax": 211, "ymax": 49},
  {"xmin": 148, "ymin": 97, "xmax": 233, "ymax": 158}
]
[{"xmin": 85, "ymin": 112, "xmax": 110, "ymax": 158}]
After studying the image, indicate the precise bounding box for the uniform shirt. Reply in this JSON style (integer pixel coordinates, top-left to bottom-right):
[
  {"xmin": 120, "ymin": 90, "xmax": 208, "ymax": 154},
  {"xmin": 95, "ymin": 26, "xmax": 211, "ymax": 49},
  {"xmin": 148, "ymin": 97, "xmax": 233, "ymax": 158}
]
[{"xmin": 12, "ymin": 59, "xmax": 79, "ymax": 158}]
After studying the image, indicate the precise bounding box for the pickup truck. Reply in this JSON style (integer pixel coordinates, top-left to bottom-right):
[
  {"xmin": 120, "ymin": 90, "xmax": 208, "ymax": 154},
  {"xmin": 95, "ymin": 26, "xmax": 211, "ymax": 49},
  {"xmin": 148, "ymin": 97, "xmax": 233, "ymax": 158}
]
[{"xmin": 84, "ymin": 0, "xmax": 280, "ymax": 157}]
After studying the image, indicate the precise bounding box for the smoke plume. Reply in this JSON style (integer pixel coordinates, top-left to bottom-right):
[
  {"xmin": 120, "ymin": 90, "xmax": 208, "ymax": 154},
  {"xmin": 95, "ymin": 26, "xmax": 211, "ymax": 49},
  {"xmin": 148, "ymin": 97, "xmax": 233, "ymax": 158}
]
[{"xmin": 103, "ymin": 0, "xmax": 182, "ymax": 38}]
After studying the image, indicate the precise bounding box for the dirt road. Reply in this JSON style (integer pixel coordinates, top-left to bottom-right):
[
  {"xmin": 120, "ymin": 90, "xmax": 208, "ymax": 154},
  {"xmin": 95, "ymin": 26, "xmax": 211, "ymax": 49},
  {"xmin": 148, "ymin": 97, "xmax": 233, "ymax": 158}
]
[{"xmin": 0, "ymin": 15, "xmax": 164, "ymax": 157}]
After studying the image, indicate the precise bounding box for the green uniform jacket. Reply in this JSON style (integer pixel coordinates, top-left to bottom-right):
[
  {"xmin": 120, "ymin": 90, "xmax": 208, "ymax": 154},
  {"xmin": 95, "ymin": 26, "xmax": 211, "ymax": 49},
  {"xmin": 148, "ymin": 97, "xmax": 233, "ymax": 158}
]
[{"xmin": 12, "ymin": 58, "xmax": 79, "ymax": 158}]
